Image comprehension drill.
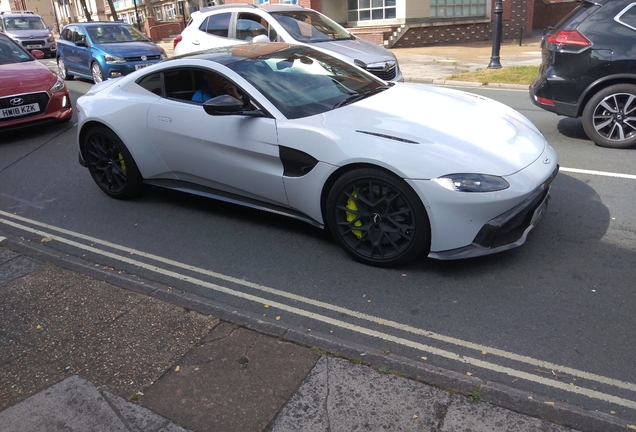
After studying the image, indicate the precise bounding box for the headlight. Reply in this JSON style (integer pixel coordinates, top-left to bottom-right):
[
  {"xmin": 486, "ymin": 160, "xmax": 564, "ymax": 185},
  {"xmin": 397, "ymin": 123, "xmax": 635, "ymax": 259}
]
[
  {"xmin": 160, "ymin": 53, "xmax": 167, "ymax": 60},
  {"xmin": 49, "ymin": 74, "xmax": 66, "ymax": 93},
  {"xmin": 104, "ymin": 54, "xmax": 126, "ymax": 64},
  {"xmin": 432, "ymin": 174, "xmax": 510, "ymax": 192}
]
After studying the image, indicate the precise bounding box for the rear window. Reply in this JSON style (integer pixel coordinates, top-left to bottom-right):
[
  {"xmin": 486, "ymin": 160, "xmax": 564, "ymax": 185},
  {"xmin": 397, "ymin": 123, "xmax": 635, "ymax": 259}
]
[
  {"xmin": 199, "ymin": 12, "xmax": 231, "ymax": 38},
  {"xmin": 615, "ymin": 3, "xmax": 636, "ymax": 31}
]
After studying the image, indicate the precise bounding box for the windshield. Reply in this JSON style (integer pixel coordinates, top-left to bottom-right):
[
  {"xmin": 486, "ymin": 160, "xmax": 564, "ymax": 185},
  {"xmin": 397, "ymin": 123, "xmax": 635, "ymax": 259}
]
[
  {"xmin": 227, "ymin": 46, "xmax": 387, "ymax": 119},
  {"xmin": 0, "ymin": 36, "xmax": 34, "ymax": 64},
  {"xmin": 270, "ymin": 10, "xmax": 353, "ymax": 42},
  {"xmin": 87, "ymin": 25, "xmax": 150, "ymax": 44},
  {"xmin": 3, "ymin": 16, "xmax": 47, "ymax": 31}
]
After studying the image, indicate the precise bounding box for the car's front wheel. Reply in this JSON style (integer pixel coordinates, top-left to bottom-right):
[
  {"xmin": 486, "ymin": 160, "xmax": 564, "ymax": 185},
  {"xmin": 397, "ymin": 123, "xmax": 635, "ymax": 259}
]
[
  {"xmin": 582, "ymin": 84, "xmax": 636, "ymax": 149},
  {"xmin": 83, "ymin": 126, "xmax": 144, "ymax": 199},
  {"xmin": 326, "ymin": 168, "xmax": 431, "ymax": 267},
  {"xmin": 91, "ymin": 62, "xmax": 104, "ymax": 83},
  {"xmin": 57, "ymin": 56, "xmax": 73, "ymax": 80}
]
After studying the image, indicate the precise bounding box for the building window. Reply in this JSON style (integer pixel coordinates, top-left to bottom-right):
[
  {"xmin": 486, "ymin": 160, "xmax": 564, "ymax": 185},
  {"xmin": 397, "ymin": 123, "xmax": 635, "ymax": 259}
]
[
  {"xmin": 430, "ymin": 0, "xmax": 487, "ymax": 18},
  {"xmin": 348, "ymin": 0, "xmax": 396, "ymax": 22},
  {"xmin": 165, "ymin": 3, "xmax": 176, "ymax": 20},
  {"xmin": 154, "ymin": 6, "xmax": 163, "ymax": 20}
]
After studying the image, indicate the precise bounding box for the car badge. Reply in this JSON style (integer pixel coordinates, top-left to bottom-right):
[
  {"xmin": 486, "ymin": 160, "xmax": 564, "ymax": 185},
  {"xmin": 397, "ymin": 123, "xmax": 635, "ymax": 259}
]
[
  {"xmin": 543, "ymin": 157, "xmax": 550, "ymax": 164},
  {"xmin": 384, "ymin": 61, "xmax": 395, "ymax": 72},
  {"xmin": 10, "ymin": 98, "xmax": 24, "ymax": 106},
  {"xmin": 141, "ymin": 55, "xmax": 147, "ymax": 61}
]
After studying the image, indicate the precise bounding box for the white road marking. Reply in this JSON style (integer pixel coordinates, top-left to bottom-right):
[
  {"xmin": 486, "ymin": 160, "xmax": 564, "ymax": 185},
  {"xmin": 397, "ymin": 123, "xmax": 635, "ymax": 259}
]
[
  {"xmin": 560, "ymin": 167, "xmax": 636, "ymax": 180},
  {"xmin": 1, "ymin": 210, "xmax": 636, "ymax": 410}
]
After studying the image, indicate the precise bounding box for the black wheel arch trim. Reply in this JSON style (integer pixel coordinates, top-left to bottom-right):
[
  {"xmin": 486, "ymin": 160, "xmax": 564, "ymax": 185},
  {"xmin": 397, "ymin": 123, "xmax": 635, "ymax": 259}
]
[{"xmin": 576, "ymin": 73, "xmax": 636, "ymax": 117}]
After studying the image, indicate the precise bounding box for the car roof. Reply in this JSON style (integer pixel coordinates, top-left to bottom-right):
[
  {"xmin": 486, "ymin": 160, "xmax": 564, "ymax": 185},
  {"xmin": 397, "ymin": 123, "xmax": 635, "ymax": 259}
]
[
  {"xmin": 199, "ymin": 3, "xmax": 307, "ymax": 14},
  {"xmin": 64, "ymin": 21, "xmax": 133, "ymax": 28}
]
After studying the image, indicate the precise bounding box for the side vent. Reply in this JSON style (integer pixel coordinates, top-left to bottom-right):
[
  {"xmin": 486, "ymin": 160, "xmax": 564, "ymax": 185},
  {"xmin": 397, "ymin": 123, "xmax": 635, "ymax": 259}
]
[
  {"xmin": 280, "ymin": 146, "xmax": 319, "ymax": 177},
  {"xmin": 356, "ymin": 130, "xmax": 419, "ymax": 144}
]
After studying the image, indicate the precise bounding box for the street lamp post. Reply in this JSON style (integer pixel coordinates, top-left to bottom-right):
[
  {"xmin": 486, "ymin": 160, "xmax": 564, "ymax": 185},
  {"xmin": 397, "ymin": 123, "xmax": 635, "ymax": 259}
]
[
  {"xmin": 178, "ymin": 0, "xmax": 186, "ymax": 29},
  {"xmin": 133, "ymin": 0, "xmax": 141, "ymax": 31},
  {"xmin": 488, "ymin": 0, "xmax": 503, "ymax": 69}
]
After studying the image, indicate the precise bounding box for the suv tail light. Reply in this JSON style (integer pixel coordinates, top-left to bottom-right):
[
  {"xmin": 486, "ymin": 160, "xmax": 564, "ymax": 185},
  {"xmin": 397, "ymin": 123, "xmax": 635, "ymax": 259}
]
[
  {"xmin": 546, "ymin": 30, "xmax": 591, "ymax": 47},
  {"xmin": 173, "ymin": 35, "xmax": 182, "ymax": 49}
]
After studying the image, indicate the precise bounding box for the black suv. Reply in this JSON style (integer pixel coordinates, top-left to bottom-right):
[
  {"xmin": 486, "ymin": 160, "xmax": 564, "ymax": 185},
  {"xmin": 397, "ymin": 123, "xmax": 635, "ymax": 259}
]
[{"xmin": 530, "ymin": 0, "xmax": 636, "ymax": 149}]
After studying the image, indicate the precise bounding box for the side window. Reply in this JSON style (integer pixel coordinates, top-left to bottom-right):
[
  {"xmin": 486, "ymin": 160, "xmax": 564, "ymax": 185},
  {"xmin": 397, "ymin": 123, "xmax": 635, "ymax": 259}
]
[
  {"xmin": 61, "ymin": 27, "xmax": 74, "ymax": 41},
  {"xmin": 163, "ymin": 68, "xmax": 203, "ymax": 101},
  {"xmin": 199, "ymin": 12, "xmax": 231, "ymax": 37},
  {"xmin": 235, "ymin": 14, "xmax": 271, "ymax": 41},
  {"xmin": 615, "ymin": 4, "xmax": 636, "ymax": 31},
  {"xmin": 137, "ymin": 72, "xmax": 163, "ymax": 96},
  {"xmin": 74, "ymin": 27, "xmax": 87, "ymax": 44}
]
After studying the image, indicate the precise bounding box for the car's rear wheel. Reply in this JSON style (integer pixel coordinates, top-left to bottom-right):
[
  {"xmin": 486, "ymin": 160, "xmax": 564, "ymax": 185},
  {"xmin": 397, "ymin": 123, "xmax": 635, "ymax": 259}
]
[
  {"xmin": 83, "ymin": 126, "xmax": 144, "ymax": 199},
  {"xmin": 582, "ymin": 84, "xmax": 636, "ymax": 149},
  {"xmin": 57, "ymin": 57, "xmax": 73, "ymax": 80},
  {"xmin": 91, "ymin": 62, "xmax": 104, "ymax": 83},
  {"xmin": 326, "ymin": 168, "xmax": 430, "ymax": 267}
]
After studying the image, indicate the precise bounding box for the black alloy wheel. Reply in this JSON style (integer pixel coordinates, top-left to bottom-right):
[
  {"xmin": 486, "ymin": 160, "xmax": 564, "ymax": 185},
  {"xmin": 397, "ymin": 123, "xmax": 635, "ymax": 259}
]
[
  {"xmin": 326, "ymin": 168, "xmax": 430, "ymax": 267},
  {"xmin": 83, "ymin": 126, "xmax": 144, "ymax": 199},
  {"xmin": 583, "ymin": 84, "xmax": 636, "ymax": 149}
]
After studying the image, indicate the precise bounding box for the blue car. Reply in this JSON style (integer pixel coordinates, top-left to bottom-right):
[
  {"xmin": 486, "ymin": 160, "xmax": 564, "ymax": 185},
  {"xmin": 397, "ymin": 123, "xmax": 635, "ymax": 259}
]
[{"xmin": 56, "ymin": 22, "xmax": 166, "ymax": 83}]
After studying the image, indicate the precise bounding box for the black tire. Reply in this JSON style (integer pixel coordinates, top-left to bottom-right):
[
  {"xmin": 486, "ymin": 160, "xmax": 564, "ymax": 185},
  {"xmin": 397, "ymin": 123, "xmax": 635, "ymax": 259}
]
[
  {"xmin": 91, "ymin": 62, "xmax": 104, "ymax": 83},
  {"xmin": 57, "ymin": 56, "xmax": 73, "ymax": 80},
  {"xmin": 83, "ymin": 126, "xmax": 145, "ymax": 199},
  {"xmin": 326, "ymin": 168, "xmax": 431, "ymax": 267},
  {"xmin": 582, "ymin": 84, "xmax": 636, "ymax": 149}
]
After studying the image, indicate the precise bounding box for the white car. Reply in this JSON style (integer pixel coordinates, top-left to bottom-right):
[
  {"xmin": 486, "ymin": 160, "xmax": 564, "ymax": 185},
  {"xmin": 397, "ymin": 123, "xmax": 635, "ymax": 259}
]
[
  {"xmin": 76, "ymin": 43, "xmax": 558, "ymax": 267},
  {"xmin": 173, "ymin": 4, "xmax": 402, "ymax": 82}
]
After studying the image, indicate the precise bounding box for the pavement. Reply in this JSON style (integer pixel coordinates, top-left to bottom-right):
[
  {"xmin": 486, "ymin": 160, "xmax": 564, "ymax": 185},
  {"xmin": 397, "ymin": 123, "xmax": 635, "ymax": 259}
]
[{"xmin": 1, "ymin": 37, "xmax": 632, "ymax": 432}]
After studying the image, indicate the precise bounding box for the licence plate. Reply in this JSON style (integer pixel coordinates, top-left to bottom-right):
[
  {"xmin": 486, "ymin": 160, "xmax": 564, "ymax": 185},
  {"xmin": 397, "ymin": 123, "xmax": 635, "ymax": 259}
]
[
  {"xmin": 26, "ymin": 44, "xmax": 43, "ymax": 49},
  {"xmin": 0, "ymin": 103, "xmax": 40, "ymax": 118},
  {"xmin": 135, "ymin": 63, "xmax": 151, "ymax": 70}
]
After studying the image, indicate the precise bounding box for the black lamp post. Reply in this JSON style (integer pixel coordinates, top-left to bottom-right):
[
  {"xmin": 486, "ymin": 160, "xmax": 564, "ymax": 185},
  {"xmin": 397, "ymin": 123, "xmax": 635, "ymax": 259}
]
[
  {"xmin": 133, "ymin": 0, "xmax": 141, "ymax": 31},
  {"xmin": 488, "ymin": 0, "xmax": 503, "ymax": 69},
  {"xmin": 178, "ymin": 0, "xmax": 187, "ymax": 29}
]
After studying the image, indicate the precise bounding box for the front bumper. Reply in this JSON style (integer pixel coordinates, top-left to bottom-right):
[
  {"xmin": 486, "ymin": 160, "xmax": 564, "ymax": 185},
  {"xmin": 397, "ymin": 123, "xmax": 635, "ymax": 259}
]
[{"xmin": 429, "ymin": 165, "xmax": 558, "ymax": 260}]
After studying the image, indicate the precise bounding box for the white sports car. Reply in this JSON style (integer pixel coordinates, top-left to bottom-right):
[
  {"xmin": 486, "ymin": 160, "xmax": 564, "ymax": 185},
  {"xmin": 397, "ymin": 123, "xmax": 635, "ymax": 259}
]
[{"xmin": 76, "ymin": 43, "xmax": 558, "ymax": 267}]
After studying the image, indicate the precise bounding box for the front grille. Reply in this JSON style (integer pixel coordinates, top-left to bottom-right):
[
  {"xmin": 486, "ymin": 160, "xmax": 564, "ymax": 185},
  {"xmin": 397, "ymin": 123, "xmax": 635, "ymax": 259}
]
[
  {"xmin": 124, "ymin": 54, "xmax": 162, "ymax": 62},
  {"xmin": 0, "ymin": 92, "xmax": 50, "ymax": 122},
  {"xmin": 21, "ymin": 40, "xmax": 45, "ymax": 47},
  {"xmin": 365, "ymin": 62, "xmax": 397, "ymax": 81}
]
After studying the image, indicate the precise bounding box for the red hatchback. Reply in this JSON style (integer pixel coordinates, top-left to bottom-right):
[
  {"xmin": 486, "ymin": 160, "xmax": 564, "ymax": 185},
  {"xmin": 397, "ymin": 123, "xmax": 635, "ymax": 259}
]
[{"xmin": 0, "ymin": 32, "xmax": 72, "ymax": 131}]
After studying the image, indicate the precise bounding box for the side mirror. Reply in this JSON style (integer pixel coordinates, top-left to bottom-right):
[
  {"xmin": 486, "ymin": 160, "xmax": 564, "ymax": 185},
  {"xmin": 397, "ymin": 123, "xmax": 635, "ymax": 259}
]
[
  {"xmin": 202, "ymin": 95, "xmax": 265, "ymax": 117},
  {"xmin": 252, "ymin": 34, "xmax": 269, "ymax": 43},
  {"xmin": 31, "ymin": 49, "xmax": 45, "ymax": 59}
]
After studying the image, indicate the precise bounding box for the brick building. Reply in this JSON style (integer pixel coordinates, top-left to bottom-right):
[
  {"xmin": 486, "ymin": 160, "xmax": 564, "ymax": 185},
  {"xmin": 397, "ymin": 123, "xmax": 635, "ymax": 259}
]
[{"xmin": 11, "ymin": 0, "xmax": 578, "ymax": 46}]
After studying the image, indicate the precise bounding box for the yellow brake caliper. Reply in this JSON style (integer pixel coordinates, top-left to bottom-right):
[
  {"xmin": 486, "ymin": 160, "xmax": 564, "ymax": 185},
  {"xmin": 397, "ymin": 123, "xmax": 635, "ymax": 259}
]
[
  {"xmin": 118, "ymin": 153, "xmax": 127, "ymax": 174},
  {"xmin": 346, "ymin": 191, "xmax": 363, "ymax": 239}
]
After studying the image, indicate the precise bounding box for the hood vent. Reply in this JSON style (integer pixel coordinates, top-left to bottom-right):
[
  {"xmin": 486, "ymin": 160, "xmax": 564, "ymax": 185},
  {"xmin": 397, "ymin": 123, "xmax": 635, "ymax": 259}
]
[{"xmin": 356, "ymin": 130, "xmax": 419, "ymax": 144}]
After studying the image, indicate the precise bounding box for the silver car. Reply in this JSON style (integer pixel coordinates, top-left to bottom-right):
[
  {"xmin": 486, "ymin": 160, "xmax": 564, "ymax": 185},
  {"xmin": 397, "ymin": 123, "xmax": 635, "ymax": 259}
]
[
  {"xmin": 173, "ymin": 4, "xmax": 402, "ymax": 82},
  {"xmin": 0, "ymin": 11, "xmax": 56, "ymax": 57}
]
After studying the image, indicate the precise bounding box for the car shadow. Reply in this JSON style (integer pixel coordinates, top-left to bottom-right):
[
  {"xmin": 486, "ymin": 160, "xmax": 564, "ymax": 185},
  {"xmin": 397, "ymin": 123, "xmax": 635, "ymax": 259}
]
[{"xmin": 556, "ymin": 117, "xmax": 589, "ymax": 141}]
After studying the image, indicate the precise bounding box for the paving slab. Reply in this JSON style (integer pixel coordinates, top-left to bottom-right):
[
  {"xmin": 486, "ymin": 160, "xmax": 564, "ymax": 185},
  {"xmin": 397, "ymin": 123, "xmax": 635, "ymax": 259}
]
[
  {"xmin": 0, "ymin": 375, "xmax": 130, "ymax": 432},
  {"xmin": 139, "ymin": 321, "xmax": 320, "ymax": 432},
  {"xmin": 0, "ymin": 265, "xmax": 217, "ymax": 410},
  {"xmin": 441, "ymin": 394, "xmax": 574, "ymax": 432},
  {"xmin": 271, "ymin": 356, "xmax": 450, "ymax": 431}
]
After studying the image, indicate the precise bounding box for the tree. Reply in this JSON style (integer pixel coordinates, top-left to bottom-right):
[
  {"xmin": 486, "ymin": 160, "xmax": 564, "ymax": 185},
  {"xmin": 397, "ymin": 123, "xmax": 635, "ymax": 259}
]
[
  {"xmin": 78, "ymin": 0, "xmax": 93, "ymax": 21},
  {"xmin": 106, "ymin": 0, "xmax": 119, "ymax": 21}
]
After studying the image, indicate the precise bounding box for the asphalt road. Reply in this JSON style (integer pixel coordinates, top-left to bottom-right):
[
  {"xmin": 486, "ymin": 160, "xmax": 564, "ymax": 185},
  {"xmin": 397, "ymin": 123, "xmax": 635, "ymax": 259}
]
[{"xmin": 1, "ymin": 76, "xmax": 635, "ymax": 423}]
